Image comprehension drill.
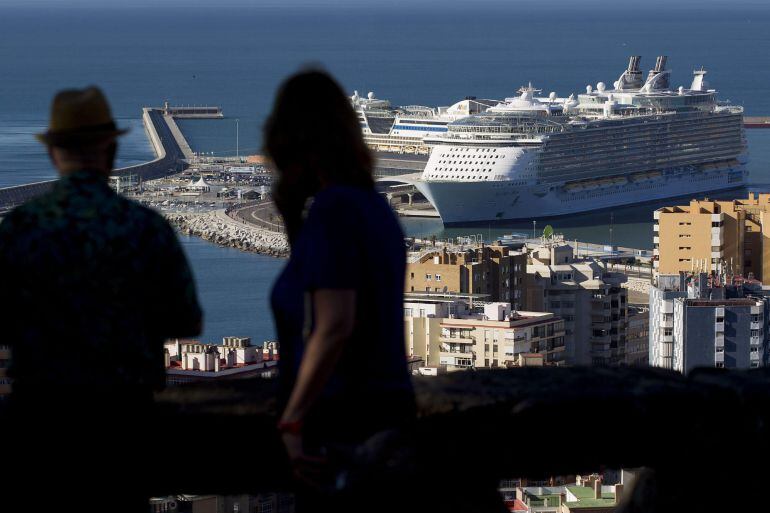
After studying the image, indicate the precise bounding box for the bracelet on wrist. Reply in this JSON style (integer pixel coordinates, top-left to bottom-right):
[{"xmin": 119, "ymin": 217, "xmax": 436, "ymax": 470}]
[{"xmin": 277, "ymin": 419, "xmax": 304, "ymax": 435}]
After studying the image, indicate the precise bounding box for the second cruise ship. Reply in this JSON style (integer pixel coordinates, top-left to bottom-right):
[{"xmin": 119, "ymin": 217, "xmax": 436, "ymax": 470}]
[{"xmin": 410, "ymin": 56, "xmax": 747, "ymax": 224}]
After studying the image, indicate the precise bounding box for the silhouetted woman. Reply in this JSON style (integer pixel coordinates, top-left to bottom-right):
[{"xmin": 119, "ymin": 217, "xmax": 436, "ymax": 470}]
[{"xmin": 265, "ymin": 70, "xmax": 416, "ymax": 509}]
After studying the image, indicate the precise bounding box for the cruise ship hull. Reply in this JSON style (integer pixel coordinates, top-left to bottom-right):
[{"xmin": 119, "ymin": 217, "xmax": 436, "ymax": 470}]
[{"xmin": 415, "ymin": 165, "xmax": 747, "ymax": 224}]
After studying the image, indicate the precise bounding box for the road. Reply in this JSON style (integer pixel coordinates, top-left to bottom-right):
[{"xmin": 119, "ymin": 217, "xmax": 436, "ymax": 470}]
[{"xmin": 228, "ymin": 201, "xmax": 284, "ymax": 233}]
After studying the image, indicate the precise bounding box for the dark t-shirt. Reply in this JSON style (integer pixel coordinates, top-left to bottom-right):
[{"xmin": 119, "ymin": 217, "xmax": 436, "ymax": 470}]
[
  {"xmin": 271, "ymin": 185, "xmax": 413, "ymax": 415},
  {"xmin": 0, "ymin": 171, "xmax": 202, "ymax": 397}
]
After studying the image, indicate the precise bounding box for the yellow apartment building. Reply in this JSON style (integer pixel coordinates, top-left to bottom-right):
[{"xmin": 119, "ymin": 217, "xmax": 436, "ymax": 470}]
[
  {"xmin": 654, "ymin": 193, "xmax": 770, "ymax": 281},
  {"xmin": 406, "ymin": 243, "xmax": 528, "ymax": 308}
]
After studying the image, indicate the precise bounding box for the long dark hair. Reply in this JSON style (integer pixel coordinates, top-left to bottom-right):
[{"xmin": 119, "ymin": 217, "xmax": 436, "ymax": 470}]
[{"xmin": 264, "ymin": 69, "xmax": 374, "ymax": 242}]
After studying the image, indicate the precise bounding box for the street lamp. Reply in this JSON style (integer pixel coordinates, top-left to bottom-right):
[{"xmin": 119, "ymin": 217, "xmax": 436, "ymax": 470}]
[
  {"xmin": 532, "ymin": 220, "xmax": 537, "ymax": 239},
  {"xmin": 236, "ymin": 118, "xmax": 239, "ymax": 159}
]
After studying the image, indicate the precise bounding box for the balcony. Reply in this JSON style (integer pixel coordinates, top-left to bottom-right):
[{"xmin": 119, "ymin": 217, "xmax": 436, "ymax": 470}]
[{"xmin": 439, "ymin": 336, "xmax": 475, "ymax": 344}]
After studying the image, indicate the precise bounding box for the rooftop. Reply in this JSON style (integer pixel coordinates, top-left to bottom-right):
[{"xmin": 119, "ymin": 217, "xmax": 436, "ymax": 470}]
[{"xmin": 565, "ymin": 485, "xmax": 616, "ymax": 509}]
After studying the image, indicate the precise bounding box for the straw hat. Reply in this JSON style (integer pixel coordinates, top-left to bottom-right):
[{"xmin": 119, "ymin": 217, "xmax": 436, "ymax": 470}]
[{"xmin": 36, "ymin": 86, "xmax": 128, "ymax": 147}]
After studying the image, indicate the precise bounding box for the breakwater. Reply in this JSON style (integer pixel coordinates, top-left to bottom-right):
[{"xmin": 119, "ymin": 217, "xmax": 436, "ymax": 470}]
[
  {"xmin": 0, "ymin": 108, "xmax": 186, "ymax": 212},
  {"xmin": 166, "ymin": 209, "xmax": 288, "ymax": 257}
]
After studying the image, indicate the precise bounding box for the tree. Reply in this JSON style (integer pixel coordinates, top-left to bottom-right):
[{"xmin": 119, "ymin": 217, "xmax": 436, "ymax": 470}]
[{"xmin": 542, "ymin": 225, "xmax": 554, "ymax": 239}]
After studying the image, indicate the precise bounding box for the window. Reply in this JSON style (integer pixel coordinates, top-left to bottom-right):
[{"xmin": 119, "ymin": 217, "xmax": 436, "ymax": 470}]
[
  {"xmin": 436, "ymin": 274, "xmax": 441, "ymax": 281},
  {"xmin": 493, "ymin": 345, "xmax": 498, "ymax": 354},
  {"xmin": 426, "ymin": 274, "xmax": 432, "ymax": 280}
]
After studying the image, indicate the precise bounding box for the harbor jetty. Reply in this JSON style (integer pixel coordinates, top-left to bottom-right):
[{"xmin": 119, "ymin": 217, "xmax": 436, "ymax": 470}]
[
  {"xmin": 166, "ymin": 209, "xmax": 288, "ymax": 257},
  {"xmin": 0, "ymin": 104, "xmax": 219, "ymax": 213}
]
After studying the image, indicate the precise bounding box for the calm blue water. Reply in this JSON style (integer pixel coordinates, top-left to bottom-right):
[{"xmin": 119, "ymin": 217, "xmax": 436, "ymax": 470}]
[{"xmin": 2, "ymin": 4, "xmax": 770, "ymax": 343}]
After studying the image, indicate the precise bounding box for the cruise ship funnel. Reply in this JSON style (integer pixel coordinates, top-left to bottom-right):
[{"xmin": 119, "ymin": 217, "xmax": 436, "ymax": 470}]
[{"xmin": 617, "ymin": 56, "xmax": 644, "ymax": 90}]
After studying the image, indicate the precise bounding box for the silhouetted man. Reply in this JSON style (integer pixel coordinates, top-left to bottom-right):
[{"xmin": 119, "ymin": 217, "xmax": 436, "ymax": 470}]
[{"xmin": 0, "ymin": 87, "xmax": 202, "ymax": 511}]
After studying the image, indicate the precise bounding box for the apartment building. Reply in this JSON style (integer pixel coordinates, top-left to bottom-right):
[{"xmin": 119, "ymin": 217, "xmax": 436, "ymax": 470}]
[
  {"xmin": 625, "ymin": 306, "xmax": 650, "ymax": 366},
  {"xmin": 164, "ymin": 337, "xmax": 277, "ymax": 385},
  {"xmin": 525, "ymin": 242, "xmax": 628, "ymax": 365},
  {"xmin": 650, "ymin": 273, "xmax": 769, "ymax": 373},
  {"xmin": 406, "ymin": 243, "xmax": 527, "ymax": 308},
  {"xmin": 0, "ymin": 344, "xmax": 11, "ymax": 398},
  {"xmin": 404, "ymin": 297, "xmax": 565, "ymax": 370},
  {"xmin": 654, "ymin": 193, "xmax": 770, "ymax": 281}
]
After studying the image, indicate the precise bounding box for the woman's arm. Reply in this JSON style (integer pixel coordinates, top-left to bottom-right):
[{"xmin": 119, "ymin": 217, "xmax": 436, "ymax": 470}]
[{"xmin": 279, "ymin": 288, "xmax": 356, "ymax": 427}]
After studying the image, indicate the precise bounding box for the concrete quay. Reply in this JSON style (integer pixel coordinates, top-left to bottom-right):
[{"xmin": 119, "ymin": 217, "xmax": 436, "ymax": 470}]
[{"xmin": 166, "ymin": 209, "xmax": 288, "ymax": 257}]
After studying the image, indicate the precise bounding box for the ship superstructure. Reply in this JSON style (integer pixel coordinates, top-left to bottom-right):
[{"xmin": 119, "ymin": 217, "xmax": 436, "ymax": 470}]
[
  {"xmin": 351, "ymin": 91, "xmax": 498, "ymax": 155},
  {"xmin": 412, "ymin": 56, "xmax": 747, "ymax": 224}
]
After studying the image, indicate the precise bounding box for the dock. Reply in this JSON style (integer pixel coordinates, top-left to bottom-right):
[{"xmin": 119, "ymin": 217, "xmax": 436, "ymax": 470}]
[{"xmin": 162, "ymin": 101, "xmax": 223, "ymax": 119}]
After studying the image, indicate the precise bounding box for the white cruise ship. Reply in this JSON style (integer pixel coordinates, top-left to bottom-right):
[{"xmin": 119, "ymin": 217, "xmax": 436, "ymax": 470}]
[
  {"xmin": 408, "ymin": 56, "xmax": 747, "ymax": 224},
  {"xmin": 351, "ymin": 91, "xmax": 498, "ymax": 155}
]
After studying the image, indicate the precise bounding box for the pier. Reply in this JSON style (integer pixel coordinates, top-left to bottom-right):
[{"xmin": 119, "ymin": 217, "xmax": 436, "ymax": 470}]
[{"xmin": 162, "ymin": 101, "xmax": 223, "ymax": 119}]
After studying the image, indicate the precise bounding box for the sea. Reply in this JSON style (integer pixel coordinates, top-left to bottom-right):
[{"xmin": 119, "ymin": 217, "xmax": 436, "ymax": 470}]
[{"xmin": 2, "ymin": 2, "xmax": 770, "ymax": 344}]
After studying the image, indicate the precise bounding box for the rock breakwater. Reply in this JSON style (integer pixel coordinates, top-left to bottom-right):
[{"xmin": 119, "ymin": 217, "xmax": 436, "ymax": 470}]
[{"xmin": 166, "ymin": 210, "xmax": 289, "ymax": 257}]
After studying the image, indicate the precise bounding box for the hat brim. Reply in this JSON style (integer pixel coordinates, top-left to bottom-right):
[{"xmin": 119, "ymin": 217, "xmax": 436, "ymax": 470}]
[{"xmin": 35, "ymin": 127, "xmax": 129, "ymax": 147}]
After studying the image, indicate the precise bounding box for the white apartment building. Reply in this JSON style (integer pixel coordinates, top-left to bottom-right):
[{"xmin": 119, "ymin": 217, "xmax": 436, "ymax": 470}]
[{"xmin": 650, "ymin": 273, "xmax": 769, "ymax": 373}]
